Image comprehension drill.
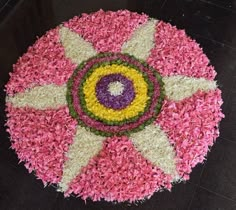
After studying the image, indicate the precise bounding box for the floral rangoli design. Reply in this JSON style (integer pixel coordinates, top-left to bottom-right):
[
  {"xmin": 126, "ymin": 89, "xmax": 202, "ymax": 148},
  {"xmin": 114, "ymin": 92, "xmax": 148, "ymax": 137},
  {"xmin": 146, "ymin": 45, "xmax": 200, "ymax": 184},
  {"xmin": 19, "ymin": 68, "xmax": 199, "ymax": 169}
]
[{"xmin": 5, "ymin": 10, "xmax": 224, "ymax": 202}]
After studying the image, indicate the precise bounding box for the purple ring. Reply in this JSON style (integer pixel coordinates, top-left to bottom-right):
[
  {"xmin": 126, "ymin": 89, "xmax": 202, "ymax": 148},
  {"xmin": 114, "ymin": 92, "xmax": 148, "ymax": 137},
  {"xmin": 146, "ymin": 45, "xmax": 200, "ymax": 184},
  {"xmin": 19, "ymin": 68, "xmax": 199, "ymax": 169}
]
[
  {"xmin": 70, "ymin": 53, "xmax": 162, "ymax": 134},
  {"xmin": 96, "ymin": 74, "xmax": 135, "ymax": 110}
]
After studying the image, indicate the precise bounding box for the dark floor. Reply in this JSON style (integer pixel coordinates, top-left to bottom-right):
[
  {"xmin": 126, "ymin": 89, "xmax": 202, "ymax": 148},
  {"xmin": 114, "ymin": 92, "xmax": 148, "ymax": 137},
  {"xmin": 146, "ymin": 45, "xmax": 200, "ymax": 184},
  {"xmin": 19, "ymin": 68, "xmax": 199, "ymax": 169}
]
[{"xmin": 0, "ymin": 0, "xmax": 236, "ymax": 210}]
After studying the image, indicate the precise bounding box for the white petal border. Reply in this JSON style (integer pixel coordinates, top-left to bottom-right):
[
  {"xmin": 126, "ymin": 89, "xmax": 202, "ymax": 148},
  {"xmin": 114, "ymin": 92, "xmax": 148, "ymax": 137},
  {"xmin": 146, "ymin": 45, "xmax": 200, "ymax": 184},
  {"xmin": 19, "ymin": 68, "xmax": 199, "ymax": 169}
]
[
  {"xmin": 58, "ymin": 126, "xmax": 105, "ymax": 192},
  {"xmin": 121, "ymin": 19, "xmax": 158, "ymax": 60},
  {"xmin": 59, "ymin": 26, "xmax": 97, "ymax": 65},
  {"xmin": 6, "ymin": 84, "xmax": 67, "ymax": 109},
  {"xmin": 130, "ymin": 124, "xmax": 178, "ymax": 177},
  {"xmin": 163, "ymin": 75, "xmax": 217, "ymax": 101}
]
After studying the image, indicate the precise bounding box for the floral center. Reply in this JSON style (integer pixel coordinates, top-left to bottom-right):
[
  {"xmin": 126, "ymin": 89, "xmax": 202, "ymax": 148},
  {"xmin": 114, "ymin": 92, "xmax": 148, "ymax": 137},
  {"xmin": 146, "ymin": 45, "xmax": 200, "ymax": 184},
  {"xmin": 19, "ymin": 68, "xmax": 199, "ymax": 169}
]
[
  {"xmin": 67, "ymin": 52, "xmax": 165, "ymax": 136},
  {"xmin": 95, "ymin": 73, "xmax": 135, "ymax": 110},
  {"xmin": 108, "ymin": 81, "xmax": 124, "ymax": 96}
]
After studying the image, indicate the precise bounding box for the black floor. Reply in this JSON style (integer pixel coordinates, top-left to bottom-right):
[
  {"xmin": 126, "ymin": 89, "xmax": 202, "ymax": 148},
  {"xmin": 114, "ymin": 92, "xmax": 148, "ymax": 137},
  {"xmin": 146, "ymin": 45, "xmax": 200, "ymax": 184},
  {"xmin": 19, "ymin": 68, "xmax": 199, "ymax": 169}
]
[{"xmin": 0, "ymin": 0, "xmax": 236, "ymax": 210}]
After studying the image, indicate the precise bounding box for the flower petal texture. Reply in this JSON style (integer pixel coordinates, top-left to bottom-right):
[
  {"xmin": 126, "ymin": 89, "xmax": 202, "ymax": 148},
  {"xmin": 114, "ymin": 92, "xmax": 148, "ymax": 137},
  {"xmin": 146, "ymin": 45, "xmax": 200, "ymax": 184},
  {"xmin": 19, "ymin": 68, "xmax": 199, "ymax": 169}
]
[
  {"xmin": 59, "ymin": 126, "xmax": 105, "ymax": 192},
  {"xmin": 5, "ymin": 10, "xmax": 224, "ymax": 203},
  {"xmin": 65, "ymin": 136, "xmax": 173, "ymax": 202},
  {"xmin": 130, "ymin": 124, "xmax": 177, "ymax": 177},
  {"xmin": 59, "ymin": 27, "xmax": 97, "ymax": 64},
  {"xmin": 6, "ymin": 84, "xmax": 67, "ymax": 109},
  {"xmin": 121, "ymin": 19, "xmax": 158, "ymax": 60},
  {"xmin": 66, "ymin": 52, "xmax": 165, "ymax": 137},
  {"xmin": 5, "ymin": 27, "xmax": 76, "ymax": 95},
  {"xmin": 5, "ymin": 105, "xmax": 77, "ymax": 184},
  {"xmin": 163, "ymin": 75, "xmax": 217, "ymax": 101}
]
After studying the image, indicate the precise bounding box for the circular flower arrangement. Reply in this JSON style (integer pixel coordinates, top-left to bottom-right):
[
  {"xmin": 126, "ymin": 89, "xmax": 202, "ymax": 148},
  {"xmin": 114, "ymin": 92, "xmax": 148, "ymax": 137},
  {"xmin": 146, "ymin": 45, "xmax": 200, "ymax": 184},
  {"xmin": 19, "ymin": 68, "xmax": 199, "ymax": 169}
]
[
  {"xmin": 5, "ymin": 10, "xmax": 224, "ymax": 202},
  {"xmin": 67, "ymin": 52, "xmax": 165, "ymax": 137}
]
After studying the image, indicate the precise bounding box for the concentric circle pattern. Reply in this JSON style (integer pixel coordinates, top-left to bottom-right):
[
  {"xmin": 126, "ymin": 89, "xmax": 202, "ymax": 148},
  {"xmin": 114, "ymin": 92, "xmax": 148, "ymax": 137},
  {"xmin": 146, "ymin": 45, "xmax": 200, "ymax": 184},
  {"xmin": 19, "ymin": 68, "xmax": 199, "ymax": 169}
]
[
  {"xmin": 96, "ymin": 74, "xmax": 135, "ymax": 110},
  {"xmin": 5, "ymin": 10, "xmax": 224, "ymax": 203},
  {"xmin": 67, "ymin": 53, "xmax": 165, "ymax": 136}
]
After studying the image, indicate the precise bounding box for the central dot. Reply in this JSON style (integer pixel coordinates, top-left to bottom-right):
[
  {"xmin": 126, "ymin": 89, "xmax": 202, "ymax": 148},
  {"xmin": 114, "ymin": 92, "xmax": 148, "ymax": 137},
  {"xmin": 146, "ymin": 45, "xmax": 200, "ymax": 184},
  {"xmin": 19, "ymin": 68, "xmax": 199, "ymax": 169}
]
[{"xmin": 108, "ymin": 81, "xmax": 124, "ymax": 96}]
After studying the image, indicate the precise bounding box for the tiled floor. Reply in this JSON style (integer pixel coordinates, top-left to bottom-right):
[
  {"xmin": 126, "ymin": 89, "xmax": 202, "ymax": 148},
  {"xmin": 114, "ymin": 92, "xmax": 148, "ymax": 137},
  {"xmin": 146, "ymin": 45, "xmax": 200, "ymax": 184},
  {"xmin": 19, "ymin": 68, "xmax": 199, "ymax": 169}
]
[{"xmin": 0, "ymin": 0, "xmax": 235, "ymax": 209}]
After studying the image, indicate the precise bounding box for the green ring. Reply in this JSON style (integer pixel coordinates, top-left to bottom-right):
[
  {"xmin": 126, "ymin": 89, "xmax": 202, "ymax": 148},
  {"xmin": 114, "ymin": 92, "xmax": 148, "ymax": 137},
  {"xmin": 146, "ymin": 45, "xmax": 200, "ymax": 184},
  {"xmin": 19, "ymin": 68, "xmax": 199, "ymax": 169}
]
[{"xmin": 66, "ymin": 53, "xmax": 165, "ymax": 137}]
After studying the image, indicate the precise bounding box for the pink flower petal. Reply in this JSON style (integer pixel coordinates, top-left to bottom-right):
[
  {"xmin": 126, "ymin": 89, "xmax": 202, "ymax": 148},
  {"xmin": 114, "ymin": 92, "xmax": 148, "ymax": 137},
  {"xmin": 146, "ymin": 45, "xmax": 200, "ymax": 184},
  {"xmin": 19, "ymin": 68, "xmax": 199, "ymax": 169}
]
[
  {"xmin": 6, "ymin": 104, "xmax": 77, "ymax": 184},
  {"xmin": 66, "ymin": 136, "xmax": 172, "ymax": 202},
  {"xmin": 64, "ymin": 9, "xmax": 148, "ymax": 52},
  {"xmin": 148, "ymin": 21, "xmax": 216, "ymax": 80},
  {"xmin": 156, "ymin": 89, "xmax": 224, "ymax": 179},
  {"xmin": 6, "ymin": 28, "xmax": 76, "ymax": 95}
]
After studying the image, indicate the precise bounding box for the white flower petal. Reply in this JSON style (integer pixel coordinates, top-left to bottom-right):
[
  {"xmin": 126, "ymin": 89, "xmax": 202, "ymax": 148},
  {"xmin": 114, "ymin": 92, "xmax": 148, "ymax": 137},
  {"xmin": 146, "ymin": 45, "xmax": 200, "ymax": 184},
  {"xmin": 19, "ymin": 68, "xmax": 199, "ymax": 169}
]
[
  {"xmin": 59, "ymin": 27, "xmax": 97, "ymax": 64},
  {"xmin": 6, "ymin": 84, "xmax": 67, "ymax": 109},
  {"xmin": 108, "ymin": 81, "xmax": 124, "ymax": 96},
  {"xmin": 58, "ymin": 126, "xmax": 105, "ymax": 192},
  {"xmin": 130, "ymin": 124, "xmax": 177, "ymax": 177},
  {"xmin": 163, "ymin": 75, "xmax": 217, "ymax": 101},
  {"xmin": 121, "ymin": 19, "xmax": 158, "ymax": 60}
]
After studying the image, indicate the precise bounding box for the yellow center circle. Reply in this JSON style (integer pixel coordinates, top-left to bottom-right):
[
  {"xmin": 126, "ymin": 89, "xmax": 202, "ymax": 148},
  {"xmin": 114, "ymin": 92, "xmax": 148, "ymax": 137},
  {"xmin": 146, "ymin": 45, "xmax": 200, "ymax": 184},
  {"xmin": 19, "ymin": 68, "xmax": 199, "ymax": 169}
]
[{"xmin": 83, "ymin": 64, "xmax": 149, "ymax": 122}]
